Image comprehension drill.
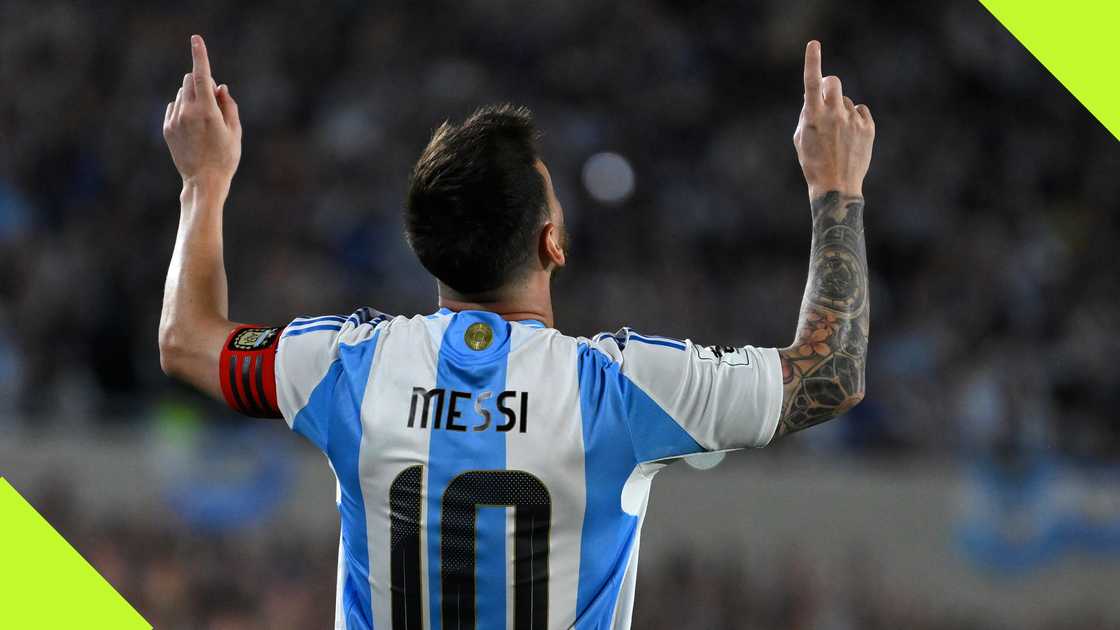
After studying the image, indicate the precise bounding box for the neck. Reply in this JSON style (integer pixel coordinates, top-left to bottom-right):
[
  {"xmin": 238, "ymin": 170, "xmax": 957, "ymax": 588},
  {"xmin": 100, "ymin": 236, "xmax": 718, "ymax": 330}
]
[{"xmin": 437, "ymin": 274, "xmax": 555, "ymax": 328}]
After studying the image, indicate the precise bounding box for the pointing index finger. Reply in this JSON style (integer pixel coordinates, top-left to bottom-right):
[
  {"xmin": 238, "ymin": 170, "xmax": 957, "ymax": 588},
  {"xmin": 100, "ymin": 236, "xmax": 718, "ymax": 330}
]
[
  {"xmin": 190, "ymin": 35, "xmax": 216, "ymax": 101},
  {"xmin": 803, "ymin": 40, "xmax": 822, "ymax": 108}
]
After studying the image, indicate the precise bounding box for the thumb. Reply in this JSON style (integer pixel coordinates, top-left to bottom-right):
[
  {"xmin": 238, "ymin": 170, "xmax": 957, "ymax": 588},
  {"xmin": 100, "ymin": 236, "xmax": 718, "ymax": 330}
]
[{"xmin": 215, "ymin": 84, "xmax": 241, "ymax": 133}]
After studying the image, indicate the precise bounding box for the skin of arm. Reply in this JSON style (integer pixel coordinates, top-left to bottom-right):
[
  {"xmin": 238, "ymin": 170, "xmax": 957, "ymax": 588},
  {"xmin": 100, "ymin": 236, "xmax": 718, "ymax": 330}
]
[
  {"xmin": 775, "ymin": 40, "xmax": 875, "ymax": 437},
  {"xmin": 158, "ymin": 35, "xmax": 245, "ymax": 400}
]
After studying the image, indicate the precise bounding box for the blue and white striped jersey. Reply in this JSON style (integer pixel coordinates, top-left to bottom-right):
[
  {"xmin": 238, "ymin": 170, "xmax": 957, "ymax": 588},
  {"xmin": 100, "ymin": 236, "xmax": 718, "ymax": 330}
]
[{"xmin": 271, "ymin": 307, "xmax": 783, "ymax": 630}]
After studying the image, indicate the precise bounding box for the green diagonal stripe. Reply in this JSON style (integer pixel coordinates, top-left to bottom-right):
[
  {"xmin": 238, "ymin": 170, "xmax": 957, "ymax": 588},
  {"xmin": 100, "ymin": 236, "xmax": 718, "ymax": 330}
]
[
  {"xmin": 0, "ymin": 478, "xmax": 150, "ymax": 629},
  {"xmin": 980, "ymin": 0, "xmax": 1120, "ymax": 141}
]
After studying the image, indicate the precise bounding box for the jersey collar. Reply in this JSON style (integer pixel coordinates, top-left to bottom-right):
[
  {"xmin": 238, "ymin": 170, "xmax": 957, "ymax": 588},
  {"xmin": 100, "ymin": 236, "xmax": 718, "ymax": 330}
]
[{"xmin": 429, "ymin": 307, "xmax": 547, "ymax": 329}]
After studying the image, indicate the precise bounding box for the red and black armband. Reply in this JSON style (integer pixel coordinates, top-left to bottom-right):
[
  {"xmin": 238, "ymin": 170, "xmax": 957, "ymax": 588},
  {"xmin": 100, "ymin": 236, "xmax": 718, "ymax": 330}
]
[{"xmin": 219, "ymin": 325, "xmax": 283, "ymax": 418}]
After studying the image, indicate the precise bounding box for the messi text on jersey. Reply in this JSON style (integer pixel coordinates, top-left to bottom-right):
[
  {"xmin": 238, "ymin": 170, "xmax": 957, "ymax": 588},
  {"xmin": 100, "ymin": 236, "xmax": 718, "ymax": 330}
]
[{"xmin": 407, "ymin": 387, "xmax": 529, "ymax": 433}]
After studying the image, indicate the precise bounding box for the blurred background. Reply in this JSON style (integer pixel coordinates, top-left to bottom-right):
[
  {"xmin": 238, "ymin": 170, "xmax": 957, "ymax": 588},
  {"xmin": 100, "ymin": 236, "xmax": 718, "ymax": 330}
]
[{"xmin": 2, "ymin": 1, "xmax": 1119, "ymax": 628}]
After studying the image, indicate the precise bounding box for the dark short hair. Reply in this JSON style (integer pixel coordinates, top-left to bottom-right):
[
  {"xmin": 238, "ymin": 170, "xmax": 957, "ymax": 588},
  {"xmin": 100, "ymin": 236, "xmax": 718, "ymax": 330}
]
[{"xmin": 405, "ymin": 104, "xmax": 546, "ymax": 295}]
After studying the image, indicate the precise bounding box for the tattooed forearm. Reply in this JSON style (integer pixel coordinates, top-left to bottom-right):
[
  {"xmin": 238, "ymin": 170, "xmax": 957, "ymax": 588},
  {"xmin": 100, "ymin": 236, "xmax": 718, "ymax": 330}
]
[{"xmin": 776, "ymin": 192, "xmax": 869, "ymax": 437}]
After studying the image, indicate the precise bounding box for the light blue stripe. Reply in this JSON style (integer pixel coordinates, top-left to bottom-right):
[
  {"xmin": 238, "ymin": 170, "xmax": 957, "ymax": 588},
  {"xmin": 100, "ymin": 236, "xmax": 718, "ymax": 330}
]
[
  {"xmin": 282, "ymin": 324, "xmax": 343, "ymax": 339},
  {"xmin": 575, "ymin": 344, "xmax": 640, "ymax": 627},
  {"xmin": 290, "ymin": 364, "xmax": 336, "ymax": 454},
  {"xmin": 427, "ymin": 311, "xmax": 511, "ymax": 630},
  {"xmin": 335, "ymin": 331, "xmax": 381, "ymax": 630},
  {"xmin": 574, "ymin": 344, "xmax": 704, "ymax": 626},
  {"xmin": 617, "ymin": 372, "xmax": 705, "ymax": 464},
  {"xmin": 290, "ymin": 331, "xmax": 380, "ymax": 630}
]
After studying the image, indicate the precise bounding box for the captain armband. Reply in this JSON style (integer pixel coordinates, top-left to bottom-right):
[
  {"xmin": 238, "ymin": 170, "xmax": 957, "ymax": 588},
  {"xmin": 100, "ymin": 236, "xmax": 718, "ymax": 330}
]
[{"xmin": 219, "ymin": 325, "xmax": 283, "ymax": 418}]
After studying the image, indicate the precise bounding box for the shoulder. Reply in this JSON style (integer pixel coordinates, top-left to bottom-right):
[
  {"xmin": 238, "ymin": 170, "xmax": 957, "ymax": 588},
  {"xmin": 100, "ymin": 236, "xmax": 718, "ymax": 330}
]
[
  {"xmin": 579, "ymin": 327, "xmax": 693, "ymax": 365},
  {"xmin": 279, "ymin": 307, "xmax": 395, "ymax": 352}
]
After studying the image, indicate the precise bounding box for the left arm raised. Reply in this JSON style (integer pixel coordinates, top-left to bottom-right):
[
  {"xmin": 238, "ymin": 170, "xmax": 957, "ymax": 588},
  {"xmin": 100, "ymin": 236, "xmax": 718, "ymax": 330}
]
[
  {"xmin": 776, "ymin": 192, "xmax": 869, "ymax": 436},
  {"xmin": 774, "ymin": 40, "xmax": 874, "ymax": 438}
]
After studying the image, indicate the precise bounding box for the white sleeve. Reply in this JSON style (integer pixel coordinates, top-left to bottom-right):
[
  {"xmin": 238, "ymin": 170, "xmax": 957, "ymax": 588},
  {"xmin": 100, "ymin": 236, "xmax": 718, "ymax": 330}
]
[
  {"xmin": 590, "ymin": 328, "xmax": 784, "ymax": 456},
  {"xmin": 274, "ymin": 308, "xmax": 389, "ymax": 451}
]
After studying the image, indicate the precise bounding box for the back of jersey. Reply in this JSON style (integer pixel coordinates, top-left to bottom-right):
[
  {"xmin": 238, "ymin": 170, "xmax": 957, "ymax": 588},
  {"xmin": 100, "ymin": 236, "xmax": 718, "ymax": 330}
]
[{"xmin": 269, "ymin": 307, "xmax": 783, "ymax": 630}]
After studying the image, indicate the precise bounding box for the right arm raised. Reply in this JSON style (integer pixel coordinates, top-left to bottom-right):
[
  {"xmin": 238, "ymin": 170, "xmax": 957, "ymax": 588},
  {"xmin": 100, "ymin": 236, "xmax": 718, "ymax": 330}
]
[{"xmin": 158, "ymin": 35, "xmax": 244, "ymax": 400}]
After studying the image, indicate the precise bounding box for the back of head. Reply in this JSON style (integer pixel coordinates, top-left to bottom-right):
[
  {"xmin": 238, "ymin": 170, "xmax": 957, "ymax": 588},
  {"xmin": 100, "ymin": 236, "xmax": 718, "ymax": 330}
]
[{"xmin": 405, "ymin": 104, "xmax": 546, "ymax": 295}]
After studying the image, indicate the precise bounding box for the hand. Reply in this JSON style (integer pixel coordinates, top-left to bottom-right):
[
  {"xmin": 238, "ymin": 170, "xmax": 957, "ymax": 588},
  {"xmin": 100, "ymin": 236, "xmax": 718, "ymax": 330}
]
[
  {"xmin": 163, "ymin": 35, "xmax": 242, "ymax": 188},
  {"xmin": 793, "ymin": 41, "xmax": 874, "ymax": 200}
]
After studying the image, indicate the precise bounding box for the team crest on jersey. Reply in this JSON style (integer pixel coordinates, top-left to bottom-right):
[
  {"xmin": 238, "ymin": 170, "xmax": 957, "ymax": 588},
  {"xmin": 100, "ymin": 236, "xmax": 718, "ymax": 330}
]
[
  {"xmin": 229, "ymin": 327, "xmax": 280, "ymax": 351},
  {"xmin": 693, "ymin": 344, "xmax": 751, "ymax": 366},
  {"xmin": 464, "ymin": 322, "xmax": 493, "ymax": 351}
]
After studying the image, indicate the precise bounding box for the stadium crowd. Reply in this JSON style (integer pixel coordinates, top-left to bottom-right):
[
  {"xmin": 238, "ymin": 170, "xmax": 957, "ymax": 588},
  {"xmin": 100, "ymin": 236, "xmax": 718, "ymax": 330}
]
[
  {"xmin": 2, "ymin": 2, "xmax": 1117, "ymax": 454},
  {"xmin": 2, "ymin": 0, "xmax": 1118, "ymax": 627}
]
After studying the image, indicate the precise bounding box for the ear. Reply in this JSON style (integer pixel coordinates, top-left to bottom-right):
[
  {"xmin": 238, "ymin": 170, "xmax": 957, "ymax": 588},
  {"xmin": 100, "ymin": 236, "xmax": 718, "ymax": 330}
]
[{"xmin": 539, "ymin": 222, "xmax": 566, "ymax": 270}]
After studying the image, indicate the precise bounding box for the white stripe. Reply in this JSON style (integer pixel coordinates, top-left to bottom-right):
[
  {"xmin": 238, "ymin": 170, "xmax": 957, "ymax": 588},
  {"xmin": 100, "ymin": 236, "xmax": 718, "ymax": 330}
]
[
  {"xmin": 335, "ymin": 525, "xmax": 348, "ymax": 629},
  {"xmin": 505, "ymin": 325, "xmax": 586, "ymax": 629},
  {"xmin": 326, "ymin": 460, "xmax": 347, "ymax": 629},
  {"xmin": 421, "ymin": 311, "xmax": 453, "ymax": 346},
  {"xmin": 363, "ymin": 315, "xmax": 443, "ymax": 630}
]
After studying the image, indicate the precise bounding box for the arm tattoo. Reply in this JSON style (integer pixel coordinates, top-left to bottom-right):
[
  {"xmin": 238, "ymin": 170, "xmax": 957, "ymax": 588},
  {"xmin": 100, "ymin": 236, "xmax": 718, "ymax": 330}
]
[{"xmin": 776, "ymin": 192, "xmax": 869, "ymax": 437}]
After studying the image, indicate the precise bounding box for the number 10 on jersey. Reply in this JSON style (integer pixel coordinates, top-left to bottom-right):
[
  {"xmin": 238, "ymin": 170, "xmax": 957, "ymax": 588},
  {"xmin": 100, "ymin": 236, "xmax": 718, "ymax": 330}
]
[{"xmin": 389, "ymin": 466, "xmax": 552, "ymax": 629}]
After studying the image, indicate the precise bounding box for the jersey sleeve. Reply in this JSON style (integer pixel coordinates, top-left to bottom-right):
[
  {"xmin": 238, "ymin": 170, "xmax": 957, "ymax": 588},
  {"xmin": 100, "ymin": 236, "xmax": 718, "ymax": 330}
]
[
  {"xmin": 219, "ymin": 308, "xmax": 390, "ymax": 452},
  {"xmin": 589, "ymin": 328, "xmax": 785, "ymax": 462}
]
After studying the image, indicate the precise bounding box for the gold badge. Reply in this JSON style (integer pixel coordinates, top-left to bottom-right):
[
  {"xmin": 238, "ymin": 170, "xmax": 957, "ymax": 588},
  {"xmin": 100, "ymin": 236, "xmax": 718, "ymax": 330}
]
[
  {"xmin": 230, "ymin": 327, "xmax": 279, "ymax": 351},
  {"xmin": 464, "ymin": 322, "xmax": 493, "ymax": 351}
]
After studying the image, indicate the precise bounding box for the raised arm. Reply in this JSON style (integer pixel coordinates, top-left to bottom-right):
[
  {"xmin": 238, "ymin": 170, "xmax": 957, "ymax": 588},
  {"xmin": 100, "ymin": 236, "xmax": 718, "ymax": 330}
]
[
  {"xmin": 775, "ymin": 41, "xmax": 874, "ymax": 437},
  {"xmin": 158, "ymin": 35, "xmax": 244, "ymax": 399}
]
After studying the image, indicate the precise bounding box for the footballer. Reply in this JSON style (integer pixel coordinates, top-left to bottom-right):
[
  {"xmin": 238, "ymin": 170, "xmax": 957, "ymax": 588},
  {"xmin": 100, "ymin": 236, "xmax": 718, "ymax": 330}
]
[{"xmin": 159, "ymin": 34, "xmax": 872, "ymax": 630}]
